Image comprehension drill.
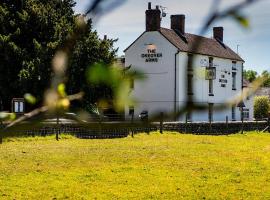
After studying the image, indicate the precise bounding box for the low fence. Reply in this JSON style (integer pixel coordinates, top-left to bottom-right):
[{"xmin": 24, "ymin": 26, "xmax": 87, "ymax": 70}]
[
  {"xmin": 0, "ymin": 120, "xmax": 269, "ymax": 142},
  {"xmin": 156, "ymin": 121, "xmax": 270, "ymax": 135}
]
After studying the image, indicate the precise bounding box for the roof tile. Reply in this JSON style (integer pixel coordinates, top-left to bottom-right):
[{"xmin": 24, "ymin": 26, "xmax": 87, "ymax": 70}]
[{"xmin": 160, "ymin": 28, "xmax": 244, "ymax": 62}]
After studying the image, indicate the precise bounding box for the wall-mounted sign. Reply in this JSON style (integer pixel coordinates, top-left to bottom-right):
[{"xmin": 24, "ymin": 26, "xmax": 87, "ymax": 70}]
[
  {"xmin": 205, "ymin": 67, "xmax": 216, "ymax": 80},
  {"xmin": 219, "ymin": 73, "xmax": 228, "ymax": 87},
  {"xmin": 200, "ymin": 59, "xmax": 208, "ymax": 67},
  {"xmin": 141, "ymin": 49, "xmax": 162, "ymax": 63},
  {"xmin": 219, "ymin": 79, "xmax": 227, "ymax": 83}
]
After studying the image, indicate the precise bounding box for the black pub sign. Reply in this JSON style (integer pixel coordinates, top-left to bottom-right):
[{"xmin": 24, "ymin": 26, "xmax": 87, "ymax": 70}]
[{"xmin": 141, "ymin": 49, "xmax": 163, "ymax": 63}]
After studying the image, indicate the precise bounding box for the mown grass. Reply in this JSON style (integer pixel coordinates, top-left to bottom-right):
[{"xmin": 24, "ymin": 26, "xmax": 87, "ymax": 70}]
[{"xmin": 1, "ymin": 132, "xmax": 270, "ymax": 199}]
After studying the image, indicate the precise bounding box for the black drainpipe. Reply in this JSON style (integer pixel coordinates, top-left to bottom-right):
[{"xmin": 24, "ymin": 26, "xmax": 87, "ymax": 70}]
[{"xmin": 174, "ymin": 50, "xmax": 180, "ymax": 121}]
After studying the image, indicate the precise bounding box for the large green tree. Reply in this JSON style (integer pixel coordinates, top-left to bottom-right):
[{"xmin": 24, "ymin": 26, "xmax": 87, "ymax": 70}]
[
  {"xmin": 243, "ymin": 69, "xmax": 257, "ymax": 83},
  {"xmin": 0, "ymin": 0, "xmax": 116, "ymax": 111}
]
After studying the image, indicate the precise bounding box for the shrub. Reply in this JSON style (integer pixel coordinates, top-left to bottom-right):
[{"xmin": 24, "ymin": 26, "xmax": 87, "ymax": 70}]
[{"xmin": 254, "ymin": 96, "xmax": 270, "ymax": 120}]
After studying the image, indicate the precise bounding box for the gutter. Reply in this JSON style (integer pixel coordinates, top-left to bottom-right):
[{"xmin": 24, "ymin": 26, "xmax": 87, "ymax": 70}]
[{"xmin": 174, "ymin": 50, "xmax": 180, "ymax": 120}]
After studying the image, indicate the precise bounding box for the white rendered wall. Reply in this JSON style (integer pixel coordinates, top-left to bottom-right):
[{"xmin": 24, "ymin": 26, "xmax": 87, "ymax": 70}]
[
  {"xmin": 125, "ymin": 32, "xmax": 253, "ymax": 121},
  {"xmin": 125, "ymin": 31, "xmax": 178, "ymax": 120},
  {"xmin": 177, "ymin": 53, "xmax": 246, "ymax": 121}
]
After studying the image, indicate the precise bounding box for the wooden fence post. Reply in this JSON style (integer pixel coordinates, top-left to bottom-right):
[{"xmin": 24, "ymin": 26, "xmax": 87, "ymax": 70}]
[
  {"xmin": 185, "ymin": 115, "xmax": 188, "ymax": 133},
  {"xmin": 267, "ymin": 116, "xmax": 270, "ymax": 133},
  {"xmin": 226, "ymin": 116, "xmax": 228, "ymax": 134},
  {"xmin": 131, "ymin": 112, "xmax": 134, "ymax": 138},
  {"xmin": 160, "ymin": 112, "xmax": 163, "ymax": 134},
  {"xmin": 56, "ymin": 113, "xmax": 59, "ymax": 141}
]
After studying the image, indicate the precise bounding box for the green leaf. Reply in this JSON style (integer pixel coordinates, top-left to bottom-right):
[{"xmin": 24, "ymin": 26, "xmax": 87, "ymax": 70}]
[
  {"xmin": 231, "ymin": 12, "xmax": 250, "ymax": 29},
  {"xmin": 57, "ymin": 83, "xmax": 67, "ymax": 98},
  {"xmin": 24, "ymin": 93, "xmax": 37, "ymax": 105}
]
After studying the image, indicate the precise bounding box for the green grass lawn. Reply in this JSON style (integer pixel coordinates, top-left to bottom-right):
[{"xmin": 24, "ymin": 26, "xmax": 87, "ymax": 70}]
[{"xmin": 1, "ymin": 132, "xmax": 270, "ymax": 199}]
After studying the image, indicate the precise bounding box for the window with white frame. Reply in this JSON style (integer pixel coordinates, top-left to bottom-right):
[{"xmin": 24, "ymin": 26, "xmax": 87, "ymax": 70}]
[
  {"xmin": 187, "ymin": 74, "xmax": 193, "ymax": 95},
  {"xmin": 208, "ymin": 103, "xmax": 214, "ymax": 122},
  {"xmin": 243, "ymin": 108, "xmax": 250, "ymax": 120},
  {"xmin": 232, "ymin": 106, "xmax": 236, "ymax": 121},
  {"xmin": 186, "ymin": 112, "xmax": 192, "ymax": 122},
  {"xmin": 232, "ymin": 72, "xmax": 236, "ymax": 90},
  {"xmin": 209, "ymin": 79, "xmax": 213, "ymax": 95},
  {"xmin": 209, "ymin": 57, "xmax": 213, "ymax": 68},
  {"xmin": 232, "ymin": 61, "xmax": 237, "ymax": 70}
]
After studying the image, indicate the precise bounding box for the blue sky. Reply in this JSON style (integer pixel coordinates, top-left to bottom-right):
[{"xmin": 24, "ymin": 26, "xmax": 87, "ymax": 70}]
[{"xmin": 74, "ymin": 0, "xmax": 270, "ymax": 74}]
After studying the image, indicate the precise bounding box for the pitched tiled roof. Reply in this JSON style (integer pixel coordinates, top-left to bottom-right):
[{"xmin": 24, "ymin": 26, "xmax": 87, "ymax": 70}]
[
  {"xmin": 255, "ymin": 87, "xmax": 270, "ymax": 97},
  {"xmin": 159, "ymin": 28, "xmax": 244, "ymax": 62}
]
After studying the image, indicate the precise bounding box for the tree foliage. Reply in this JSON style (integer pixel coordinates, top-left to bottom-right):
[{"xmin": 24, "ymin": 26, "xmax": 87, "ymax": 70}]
[
  {"xmin": 243, "ymin": 70, "xmax": 270, "ymax": 87},
  {"xmin": 243, "ymin": 70, "xmax": 257, "ymax": 83},
  {"xmin": 254, "ymin": 96, "xmax": 270, "ymax": 120},
  {"xmin": 260, "ymin": 70, "xmax": 270, "ymax": 87},
  {"xmin": 0, "ymin": 0, "xmax": 116, "ymax": 111}
]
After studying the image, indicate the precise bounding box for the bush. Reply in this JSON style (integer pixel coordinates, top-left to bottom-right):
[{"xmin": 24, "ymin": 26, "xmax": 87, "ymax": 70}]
[{"xmin": 254, "ymin": 96, "xmax": 270, "ymax": 120}]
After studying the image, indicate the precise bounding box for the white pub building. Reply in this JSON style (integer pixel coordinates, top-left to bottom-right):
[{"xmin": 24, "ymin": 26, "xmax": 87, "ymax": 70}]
[{"xmin": 124, "ymin": 2, "xmax": 253, "ymax": 122}]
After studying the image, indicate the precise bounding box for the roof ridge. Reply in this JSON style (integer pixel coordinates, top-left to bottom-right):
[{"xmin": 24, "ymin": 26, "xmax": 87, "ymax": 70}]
[{"xmin": 159, "ymin": 27, "xmax": 244, "ymax": 62}]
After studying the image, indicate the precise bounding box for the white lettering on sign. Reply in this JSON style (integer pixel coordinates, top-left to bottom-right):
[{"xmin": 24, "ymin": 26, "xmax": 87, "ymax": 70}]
[{"xmin": 141, "ymin": 49, "xmax": 163, "ymax": 63}]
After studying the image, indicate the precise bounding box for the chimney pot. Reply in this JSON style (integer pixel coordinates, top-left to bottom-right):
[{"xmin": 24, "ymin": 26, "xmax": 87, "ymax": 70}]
[
  {"xmin": 148, "ymin": 2, "xmax": 151, "ymax": 9},
  {"xmin": 213, "ymin": 27, "xmax": 224, "ymax": 42},
  {"xmin": 171, "ymin": 15, "xmax": 185, "ymax": 34},
  {"xmin": 145, "ymin": 3, "xmax": 161, "ymax": 31}
]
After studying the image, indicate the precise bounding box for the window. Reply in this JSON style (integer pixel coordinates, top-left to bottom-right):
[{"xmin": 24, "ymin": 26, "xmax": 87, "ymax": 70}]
[
  {"xmin": 209, "ymin": 57, "xmax": 213, "ymax": 68},
  {"xmin": 187, "ymin": 74, "xmax": 193, "ymax": 95},
  {"xmin": 129, "ymin": 106, "xmax": 134, "ymax": 115},
  {"xmin": 232, "ymin": 61, "xmax": 237, "ymax": 70},
  {"xmin": 209, "ymin": 79, "xmax": 213, "ymax": 95},
  {"xmin": 186, "ymin": 112, "xmax": 192, "ymax": 122},
  {"xmin": 243, "ymin": 108, "xmax": 250, "ymax": 120},
  {"xmin": 232, "ymin": 106, "xmax": 236, "ymax": 121},
  {"xmin": 208, "ymin": 103, "xmax": 214, "ymax": 122},
  {"xmin": 188, "ymin": 54, "xmax": 193, "ymax": 71},
  {"xmin": 232, "ymin": 72, "xmax": 236, "ymax": 90}
]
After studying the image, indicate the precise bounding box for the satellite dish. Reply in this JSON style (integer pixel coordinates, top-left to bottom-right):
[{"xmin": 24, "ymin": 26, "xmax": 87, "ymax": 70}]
[{"xmin": 159, "ymin": 6, "xmax": 167, "ymax": 18}]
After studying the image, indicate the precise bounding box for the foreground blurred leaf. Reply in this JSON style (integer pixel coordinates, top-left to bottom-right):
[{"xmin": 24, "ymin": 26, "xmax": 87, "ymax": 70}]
[
  {"xmin": 87, "ymin": 63, "xmax": 145, "ymax": 111},
  {"xmin": 58, "ymin": 83, "xmax": 67, "ymax": 98},
  {"xmin": 24, "ymin": 93, "xmax": 37, "ymax": 105},
  {"xmin": 0, "ymin": 112, "xmax": 16, "ymax": 121},
  {"xmin": 230, "ymin": 12, "xmax": 250, "ymax": 28}
]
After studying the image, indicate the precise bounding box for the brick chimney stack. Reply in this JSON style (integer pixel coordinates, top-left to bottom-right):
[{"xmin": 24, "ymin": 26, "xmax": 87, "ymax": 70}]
[
  {"xmin": 146, "ymin": 2, "xmax": 161, "ymax": 32},
  {"xmin": 213, "ymin": 27, "xmax": 224, "ymax": 42},
  {"xmin": 171, "ymin": 15, "xmax": 185, "ymax": 34}
]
